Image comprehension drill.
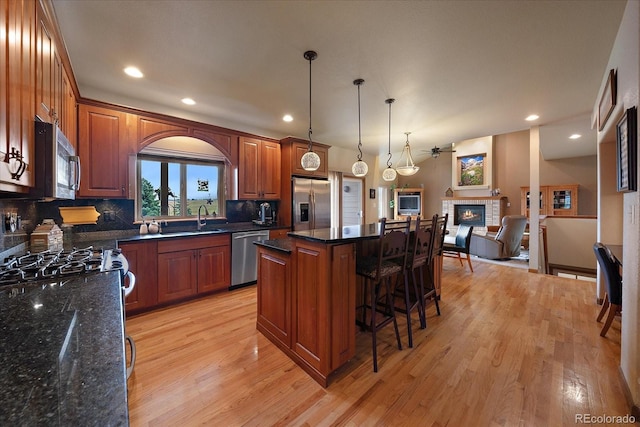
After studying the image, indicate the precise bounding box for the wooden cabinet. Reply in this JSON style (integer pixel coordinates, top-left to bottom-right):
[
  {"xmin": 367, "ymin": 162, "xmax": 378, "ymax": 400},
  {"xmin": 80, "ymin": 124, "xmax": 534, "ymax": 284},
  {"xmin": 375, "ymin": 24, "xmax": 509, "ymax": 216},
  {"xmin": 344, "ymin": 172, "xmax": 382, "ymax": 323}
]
[
  {"xmin": 269, "ymin": 228, "xmax": 290, "ymax": 239},
  {"xmin": 35, "ymin": 4, "xmax": 54, "ymax": 124},
  {"xmin": 78, "ymin": 104, "xmax": 132, "ymax": 198},
  {"xmin": 118, "ymin": 240, "xmax": 158, "ymax": 314},
  {"xmin": 521, "ymin": 184, "xmax": 578, "ymax": 217},
  {"xmin": 256, "ymin": 238, "xmax": 355, "ymax": 386},
  {"xmin": 0, "ymin": 0, "xmax": 37, "ymax": 191},
  {"xmin": 238, "ymin": 136, "xmax": 281, "ymax": 199},
  {"xmin": 393, "ymin": 187, "xmax": 424, "ymax": 220},
  {"xmin": 257, "ymin": 245, "xmax": 292, "ymax": 346},
  {"xmin": 157, "ymin": 234, "xmax": 230, "ymax": 304},
  {"xmin": 280, "ymin": 137, "xmax": 330, "ymax": 179},
  {"xmin": 197, "ymin": 244, "xmax": 231, "ymax": 293}
]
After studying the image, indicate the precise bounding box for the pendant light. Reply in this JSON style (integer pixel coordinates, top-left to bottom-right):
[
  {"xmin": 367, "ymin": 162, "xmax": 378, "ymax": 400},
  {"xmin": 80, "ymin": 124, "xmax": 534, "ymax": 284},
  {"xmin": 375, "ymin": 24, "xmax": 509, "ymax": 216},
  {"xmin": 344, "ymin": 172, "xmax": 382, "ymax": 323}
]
[
  {"xmin": 395, "ymin": 132, "xmax": 420, "ymax": 176},
  {"xmin": 351, "ymin": 78, "xmax": 368, "ymax": 177},
  {"xmin": 300, "ymin": 50, "xmax": 321, "ymax": 171},
  {"xmin": 382, "ymin": 98, "xmax": 397, "ymax": 182}
]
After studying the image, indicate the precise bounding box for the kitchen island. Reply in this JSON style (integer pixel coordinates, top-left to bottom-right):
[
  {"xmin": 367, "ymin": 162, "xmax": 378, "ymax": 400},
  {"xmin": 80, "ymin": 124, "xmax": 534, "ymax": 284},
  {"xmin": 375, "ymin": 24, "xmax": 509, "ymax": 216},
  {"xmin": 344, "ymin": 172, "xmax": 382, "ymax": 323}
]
[
  {"xmin": 0, "ymin": 271, "xmax": 129, "ymax": 425},
  {"xmin": 255, "ymin": 224, "xmax": 382, "ymax": 387}
]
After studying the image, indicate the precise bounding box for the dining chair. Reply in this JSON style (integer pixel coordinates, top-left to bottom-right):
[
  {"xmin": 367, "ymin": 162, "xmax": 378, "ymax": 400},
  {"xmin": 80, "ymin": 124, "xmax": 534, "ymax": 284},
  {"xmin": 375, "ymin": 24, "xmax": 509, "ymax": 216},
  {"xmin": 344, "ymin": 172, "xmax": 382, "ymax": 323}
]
[
  {"xmin": 593, "ymin": 242, "xmax": 622, "ymax": 337},
  {"xmin": 443, "ymin": 224, "xmax": 474, "ymax": 272},
  {"xmin": 356, "ymin": 217, "xmax": 411, "ymax": 372}
]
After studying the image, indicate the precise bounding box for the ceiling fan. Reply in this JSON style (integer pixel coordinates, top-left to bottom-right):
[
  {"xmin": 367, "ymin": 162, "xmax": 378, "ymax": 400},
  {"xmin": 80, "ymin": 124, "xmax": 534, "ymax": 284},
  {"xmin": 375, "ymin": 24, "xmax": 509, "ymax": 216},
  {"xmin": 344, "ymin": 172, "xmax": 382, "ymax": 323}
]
[{"xmin": 423, "ymin": 145, "xmax": 456, "ymax": 158}]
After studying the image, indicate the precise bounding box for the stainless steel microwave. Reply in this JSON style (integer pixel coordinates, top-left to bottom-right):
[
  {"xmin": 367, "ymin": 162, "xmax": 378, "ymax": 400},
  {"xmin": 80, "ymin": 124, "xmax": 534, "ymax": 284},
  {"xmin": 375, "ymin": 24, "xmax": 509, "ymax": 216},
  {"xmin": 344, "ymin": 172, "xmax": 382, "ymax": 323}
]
[{"xmin": 31, "ymin": 120, "xmax": 81, "ymax": 200}]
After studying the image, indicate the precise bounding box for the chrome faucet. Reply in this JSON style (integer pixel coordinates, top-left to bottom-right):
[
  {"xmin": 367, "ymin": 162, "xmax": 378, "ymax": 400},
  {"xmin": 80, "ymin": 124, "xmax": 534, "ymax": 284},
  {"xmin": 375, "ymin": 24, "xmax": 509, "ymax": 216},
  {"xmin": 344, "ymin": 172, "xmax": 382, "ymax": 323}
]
[{"xmin": 197, "ymin": 204, "xmax": 209, "ymax": 231}]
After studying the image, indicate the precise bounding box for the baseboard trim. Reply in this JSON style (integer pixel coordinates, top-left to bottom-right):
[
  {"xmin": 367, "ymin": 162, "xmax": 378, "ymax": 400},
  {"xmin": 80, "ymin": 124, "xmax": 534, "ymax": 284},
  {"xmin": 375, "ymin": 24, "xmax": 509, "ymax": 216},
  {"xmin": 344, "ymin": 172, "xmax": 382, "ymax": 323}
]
[
  {"xmin": 548, "ymin": 263, "xmax": 596, "ymax": 278},
  {"xmin": 618, "ymin": 366, "xmax": 640, "ymax": 420}
]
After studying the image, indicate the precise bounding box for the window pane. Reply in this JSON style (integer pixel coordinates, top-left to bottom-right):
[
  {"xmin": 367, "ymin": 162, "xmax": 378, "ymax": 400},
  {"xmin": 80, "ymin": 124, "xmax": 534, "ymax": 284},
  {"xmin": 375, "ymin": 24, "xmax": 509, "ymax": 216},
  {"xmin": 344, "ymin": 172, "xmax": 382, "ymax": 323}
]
[
  {"xmin": 166, "ymin": 162, "xmax": 181, "ymax": 216},
  {"xmin": 140, "ymin": 160, "xmax": 161, "ymax": 218},
  {"xmin": 186, "ymin": 164, "xmax": 220, "ymax": 216}
]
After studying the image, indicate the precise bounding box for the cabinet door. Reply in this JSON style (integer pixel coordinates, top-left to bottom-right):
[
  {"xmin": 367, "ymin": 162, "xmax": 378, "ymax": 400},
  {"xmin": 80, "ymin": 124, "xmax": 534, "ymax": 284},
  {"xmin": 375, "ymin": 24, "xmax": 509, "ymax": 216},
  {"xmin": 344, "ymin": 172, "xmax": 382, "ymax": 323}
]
[
  {"xmin": 119, "ymin": 240, "xmax": 158, "ymax": 313},
  {"xmin": 291, "ymin": 141, "xmax": 328, "ymax": 179},
  {"xmin": 292, "ymin": 242, "xmax": 328, "ymax": 372},
  {"xmin": 256, "ymin": 247, "xmax": 291, "ymax": 346},
  {"xmin": 35, "ymin": 4, "xmax": 53, "ymax": 123},
  {"xmin": 78, "ymin": 104, "xmax": 129, "ymax": 198},
  {"xmin": 158, "ymin": 250, "xmax": 198, "ymax": 303},
  {"xmin": 238, "ymin": 136, "xmax": 261, "ymax": 199},
  {"xmin": 260, "ymin": 140, "xmax": 281, "ymax": 199},
  {"xmin": 548, "ymin": 185, "xmax": 578, "ymax": 216},
  {"xmin": 197, "ymin": 245, "xmax": 231, "ymax": 293},
  {"xmin": 269, "ymin": 228, "xmax": 289, "ymax": 239},
  {"xmin": 0, "ymin": 0, "xmax": 36, "ymax": 189}
]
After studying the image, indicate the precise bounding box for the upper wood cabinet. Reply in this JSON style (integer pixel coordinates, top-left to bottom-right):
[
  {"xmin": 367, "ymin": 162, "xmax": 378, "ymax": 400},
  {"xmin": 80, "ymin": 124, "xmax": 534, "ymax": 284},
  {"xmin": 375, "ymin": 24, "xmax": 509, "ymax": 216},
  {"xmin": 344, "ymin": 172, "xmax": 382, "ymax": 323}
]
[
  {"xmin": 238, "ymin": 136, "xmax": 281, "ymax": 199},
  {"xmin": 521, "ymin": 184, "xmax": 579, "ymax": 217},
  {"xmin": 78, "ymin": 104, "xmax": 133, "ymax": 198},
  {"xmin": 280, "ymin": 137, "xmax": 330, "ymax": 179}
]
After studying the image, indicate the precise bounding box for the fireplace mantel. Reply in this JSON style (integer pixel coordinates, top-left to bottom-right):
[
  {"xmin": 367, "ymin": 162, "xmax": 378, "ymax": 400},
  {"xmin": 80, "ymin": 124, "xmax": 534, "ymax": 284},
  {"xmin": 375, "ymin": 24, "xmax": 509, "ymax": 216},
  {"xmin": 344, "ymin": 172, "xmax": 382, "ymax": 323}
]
[{"xmin": 442, "ymin": 196, "xmax": 507, "ymax": 233}]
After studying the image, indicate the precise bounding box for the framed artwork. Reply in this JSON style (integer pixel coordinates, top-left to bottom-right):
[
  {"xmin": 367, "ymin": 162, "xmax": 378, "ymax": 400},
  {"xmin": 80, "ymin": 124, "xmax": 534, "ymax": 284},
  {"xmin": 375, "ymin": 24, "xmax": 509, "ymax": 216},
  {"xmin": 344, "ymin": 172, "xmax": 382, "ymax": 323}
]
[
  {"xmin": 599, "ymin": 69, "xmax": 617, "ymax": 131},
  {"xmin": 616, "ymin": 106, "xmax": 637, "ymax": 192},
  {"xmin": 457, "ymin": 154, "xmax": 486, "ymax": 187},
  {"xmin": 369, "ymin": 188, "xmax": 376, "ymax": 199}
]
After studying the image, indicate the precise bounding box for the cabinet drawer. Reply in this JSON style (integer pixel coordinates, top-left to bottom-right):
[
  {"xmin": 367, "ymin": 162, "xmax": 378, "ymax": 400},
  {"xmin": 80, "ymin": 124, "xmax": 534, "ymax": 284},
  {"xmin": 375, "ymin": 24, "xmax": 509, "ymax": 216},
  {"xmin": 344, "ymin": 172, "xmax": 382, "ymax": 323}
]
[{"xmin": 158, "ymin": 234, "xmax": 230, "ymax": 253}]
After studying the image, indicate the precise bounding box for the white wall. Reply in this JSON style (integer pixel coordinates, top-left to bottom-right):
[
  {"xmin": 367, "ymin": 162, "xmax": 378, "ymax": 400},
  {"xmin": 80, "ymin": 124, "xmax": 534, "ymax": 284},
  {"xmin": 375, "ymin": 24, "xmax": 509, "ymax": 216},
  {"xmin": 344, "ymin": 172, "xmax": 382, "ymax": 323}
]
[{"xmin": 594, "ymin": 0, "xmax": 640, "ymax": 407}]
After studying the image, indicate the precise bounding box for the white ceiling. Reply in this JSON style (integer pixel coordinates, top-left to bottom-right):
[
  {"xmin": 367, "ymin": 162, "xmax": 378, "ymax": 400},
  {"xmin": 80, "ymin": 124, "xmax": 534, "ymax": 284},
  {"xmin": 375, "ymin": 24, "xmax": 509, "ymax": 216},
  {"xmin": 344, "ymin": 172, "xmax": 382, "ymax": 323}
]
[{"xmin": 52, "ymin": 0, "xmax": 626, "ymax": 163}]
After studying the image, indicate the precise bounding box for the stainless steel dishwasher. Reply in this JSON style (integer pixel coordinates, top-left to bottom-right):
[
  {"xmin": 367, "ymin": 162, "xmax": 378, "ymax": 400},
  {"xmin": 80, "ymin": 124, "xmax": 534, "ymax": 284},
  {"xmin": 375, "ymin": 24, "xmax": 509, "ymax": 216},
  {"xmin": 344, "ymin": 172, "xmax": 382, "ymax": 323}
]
[{"xmin": 230, "ymin": 230, "xmax": 270, "ymax": 289}]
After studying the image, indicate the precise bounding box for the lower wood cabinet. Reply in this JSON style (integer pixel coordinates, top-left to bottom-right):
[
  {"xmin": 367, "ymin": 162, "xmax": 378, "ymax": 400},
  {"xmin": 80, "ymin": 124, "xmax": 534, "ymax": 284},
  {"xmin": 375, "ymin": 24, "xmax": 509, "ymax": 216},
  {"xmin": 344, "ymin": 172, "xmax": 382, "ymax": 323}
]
[
  {"xmin": 119, "ymin": 234, "xmax": 230, "ymax": 312},
  {"xmin": 118, "ymin": 240, "xmax": 158, "ymax": 313},
  {"xmin": 157, "ymin": 234, "xmax": 231, "ymax": 304},
  {"xmin": 257, "ymin": 246, "xmax": 292, "ymax": 346},
  {"xmin": 256, "ymin": 239, "xmax": 355, "ymax": 386}
]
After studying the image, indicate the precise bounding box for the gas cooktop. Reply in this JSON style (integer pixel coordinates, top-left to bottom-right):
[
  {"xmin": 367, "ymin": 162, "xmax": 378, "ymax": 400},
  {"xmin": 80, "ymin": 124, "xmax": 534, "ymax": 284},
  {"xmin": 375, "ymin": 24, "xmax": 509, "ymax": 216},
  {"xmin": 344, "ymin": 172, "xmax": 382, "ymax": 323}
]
[{"xmin": 0, "ymin": 246, "xmax": 127, "ymax": 288}]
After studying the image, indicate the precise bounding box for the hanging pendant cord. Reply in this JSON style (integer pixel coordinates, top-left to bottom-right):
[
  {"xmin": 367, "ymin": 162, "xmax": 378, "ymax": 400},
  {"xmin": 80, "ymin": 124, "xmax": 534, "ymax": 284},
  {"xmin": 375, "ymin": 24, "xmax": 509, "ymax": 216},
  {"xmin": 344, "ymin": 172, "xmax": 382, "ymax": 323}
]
[
  {"xmin": 357, "ymin": 83, "xmax": 363, "ymax": 161},
  {"xmin": 387, "ymin": 99, "xmax": 393, "ymax": 168},
  {"xmin": 308, "ymin": 55, "xmax": 313, "ymax": 152}
]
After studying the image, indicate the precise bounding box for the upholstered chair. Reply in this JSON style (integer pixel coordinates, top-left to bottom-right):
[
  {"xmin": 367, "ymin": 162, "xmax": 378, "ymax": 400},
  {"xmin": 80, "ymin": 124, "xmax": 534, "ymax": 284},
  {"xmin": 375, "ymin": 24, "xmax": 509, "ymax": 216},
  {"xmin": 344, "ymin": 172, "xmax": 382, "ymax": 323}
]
[{"xmin": 469, "ymin": 215, "xmax": 527, "ymax": 260}]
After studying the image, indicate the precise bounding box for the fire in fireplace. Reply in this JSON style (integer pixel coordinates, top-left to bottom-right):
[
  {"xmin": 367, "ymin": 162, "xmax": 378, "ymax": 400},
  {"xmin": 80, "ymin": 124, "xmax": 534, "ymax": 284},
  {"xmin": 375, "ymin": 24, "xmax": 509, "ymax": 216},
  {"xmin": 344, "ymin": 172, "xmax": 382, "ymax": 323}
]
[{"xmin": 454, "ymin": 204, "xmax": 485, "ymax": 226}]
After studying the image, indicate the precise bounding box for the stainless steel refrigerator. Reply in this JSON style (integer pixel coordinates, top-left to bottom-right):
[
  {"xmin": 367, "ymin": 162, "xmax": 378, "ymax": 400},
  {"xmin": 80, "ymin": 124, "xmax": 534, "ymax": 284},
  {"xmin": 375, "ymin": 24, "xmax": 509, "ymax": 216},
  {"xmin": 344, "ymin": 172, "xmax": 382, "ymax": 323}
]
[{"xmin": 292, "ymin": 177, "xmax": 331, "ymax": 231}]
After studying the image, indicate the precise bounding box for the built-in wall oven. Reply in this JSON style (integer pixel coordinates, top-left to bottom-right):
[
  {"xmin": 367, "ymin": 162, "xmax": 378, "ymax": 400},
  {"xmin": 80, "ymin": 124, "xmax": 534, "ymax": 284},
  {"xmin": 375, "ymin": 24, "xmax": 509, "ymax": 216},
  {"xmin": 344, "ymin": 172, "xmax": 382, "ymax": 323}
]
[{"xmin": 230, "ymin": 230, "xmax": 269, "ymax": 289}]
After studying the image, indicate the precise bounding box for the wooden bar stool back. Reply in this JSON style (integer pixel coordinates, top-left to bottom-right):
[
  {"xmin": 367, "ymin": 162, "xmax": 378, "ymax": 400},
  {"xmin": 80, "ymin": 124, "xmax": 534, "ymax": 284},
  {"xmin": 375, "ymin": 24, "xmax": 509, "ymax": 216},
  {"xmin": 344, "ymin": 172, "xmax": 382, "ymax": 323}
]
[
  {"xmin": 356, "ymin": 217, "xmax": 411, "ymax": 372},
  {"xmin": 419, "ymin": 213, "xmax": 447, "ymax": 326}
]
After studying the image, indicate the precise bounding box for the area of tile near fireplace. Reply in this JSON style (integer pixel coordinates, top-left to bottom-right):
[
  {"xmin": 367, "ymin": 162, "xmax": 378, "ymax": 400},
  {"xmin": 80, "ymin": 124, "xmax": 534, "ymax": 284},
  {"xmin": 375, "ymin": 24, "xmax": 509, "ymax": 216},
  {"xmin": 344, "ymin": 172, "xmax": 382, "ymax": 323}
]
[{"xmin": 442, "ymin": 196, "xmax": 507, "ymax": 234}]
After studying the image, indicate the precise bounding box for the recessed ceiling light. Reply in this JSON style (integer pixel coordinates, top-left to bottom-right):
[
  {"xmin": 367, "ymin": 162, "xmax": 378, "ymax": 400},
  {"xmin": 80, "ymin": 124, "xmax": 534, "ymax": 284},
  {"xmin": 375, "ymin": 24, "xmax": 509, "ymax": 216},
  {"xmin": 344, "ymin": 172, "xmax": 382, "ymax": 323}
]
[
  {"xmin": 124, "ymin": 66, "xmax": 143, "ymax": 78},
  {"xmin": 182, "ymin": 98, "xmax": 196, "ymax": 105},
  {"xmin": 569, "ymin": 134, "xmax": 581, "ymax": 140},
  {"xmin": 525, "ymin": 114, "xmax": 539, "ymax": 121},
  {"xmin": 283, "ymin": 114, "xmax": 293, "ymax": 122}
]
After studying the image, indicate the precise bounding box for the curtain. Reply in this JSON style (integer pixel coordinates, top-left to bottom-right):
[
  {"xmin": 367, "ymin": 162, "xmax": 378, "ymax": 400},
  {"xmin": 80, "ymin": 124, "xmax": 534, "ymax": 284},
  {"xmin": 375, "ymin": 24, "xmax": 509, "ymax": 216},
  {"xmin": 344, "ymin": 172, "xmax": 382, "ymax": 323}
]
[{"xmin": 329, "ymin": 171, "xmax": 342, "ymax": 228}]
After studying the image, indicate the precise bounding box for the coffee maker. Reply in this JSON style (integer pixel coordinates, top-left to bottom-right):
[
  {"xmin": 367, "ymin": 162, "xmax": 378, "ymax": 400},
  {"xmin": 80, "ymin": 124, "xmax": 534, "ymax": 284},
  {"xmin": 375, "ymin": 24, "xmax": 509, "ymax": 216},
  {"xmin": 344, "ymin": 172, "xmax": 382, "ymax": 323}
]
[{"xmin": 255, "ymin": 202, "xmax": 272, "ymax": 225}]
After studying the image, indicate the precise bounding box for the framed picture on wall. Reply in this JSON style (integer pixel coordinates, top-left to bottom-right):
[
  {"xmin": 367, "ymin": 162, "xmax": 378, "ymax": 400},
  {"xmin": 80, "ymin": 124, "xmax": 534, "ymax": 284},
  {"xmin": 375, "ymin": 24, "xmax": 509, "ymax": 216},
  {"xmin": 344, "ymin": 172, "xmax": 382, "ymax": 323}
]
[
  {"xmin": 616, "ymin": 106, "xmax": 637, "ymax": 192},
  {"xmin": 599, "ymin": 69, "xmax": 617, "ymax": 131}
]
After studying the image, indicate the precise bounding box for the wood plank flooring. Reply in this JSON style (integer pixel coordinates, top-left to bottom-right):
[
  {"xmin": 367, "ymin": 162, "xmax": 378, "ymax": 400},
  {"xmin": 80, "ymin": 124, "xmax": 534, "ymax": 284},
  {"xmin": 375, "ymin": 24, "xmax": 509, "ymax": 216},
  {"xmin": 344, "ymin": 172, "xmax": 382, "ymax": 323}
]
[{"xmin": 125, "ymin": 259, "xmax": 628, "ymax": 426}]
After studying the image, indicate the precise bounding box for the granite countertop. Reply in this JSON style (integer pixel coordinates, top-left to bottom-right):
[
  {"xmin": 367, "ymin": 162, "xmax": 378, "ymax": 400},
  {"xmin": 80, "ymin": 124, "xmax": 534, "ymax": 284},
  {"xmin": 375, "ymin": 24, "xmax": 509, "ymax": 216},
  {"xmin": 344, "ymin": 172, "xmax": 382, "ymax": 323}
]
[
  {"xmin": 254, "ymin": 238, "xmax": 293, "ymax": 253},
  {"xmin": 288, "ymin": 223, "xmax": 382, "ymax": 244},
  {"xmin": 117, "ymin": 222, "xmax": 288, "ymax": 244},
  {"xmin": 0, "ymin": 271, "xmax": 129, "ymax": 426}
]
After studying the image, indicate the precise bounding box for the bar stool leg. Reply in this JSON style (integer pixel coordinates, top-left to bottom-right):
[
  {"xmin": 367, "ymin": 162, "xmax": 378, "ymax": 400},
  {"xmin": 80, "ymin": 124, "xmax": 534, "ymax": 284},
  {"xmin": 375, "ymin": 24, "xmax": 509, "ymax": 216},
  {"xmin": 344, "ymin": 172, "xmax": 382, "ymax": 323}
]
[
  {"xmin": 402, "ymin": 271, "xmax": 414, "ymax": 348},
  {"xmin": 370, "ymin": 280, "xmax": 379, "ymax": 372}
]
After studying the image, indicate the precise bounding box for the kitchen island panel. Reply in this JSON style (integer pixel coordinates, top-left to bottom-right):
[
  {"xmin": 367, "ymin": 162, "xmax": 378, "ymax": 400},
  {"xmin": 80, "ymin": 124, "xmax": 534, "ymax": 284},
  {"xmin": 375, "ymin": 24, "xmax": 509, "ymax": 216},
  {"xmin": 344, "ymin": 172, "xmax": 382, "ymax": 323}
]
[{"xmin": 256, "ymin": 246, "xmax": 291, "ymax": 346}]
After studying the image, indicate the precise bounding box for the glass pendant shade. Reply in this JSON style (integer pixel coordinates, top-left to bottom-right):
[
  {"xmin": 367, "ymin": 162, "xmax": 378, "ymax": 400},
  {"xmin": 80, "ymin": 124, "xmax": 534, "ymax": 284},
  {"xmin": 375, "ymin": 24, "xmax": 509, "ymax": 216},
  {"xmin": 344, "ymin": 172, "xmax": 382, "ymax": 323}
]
[
  {"xmin": 382, "ymin": 98, "xmax": 397, "ymax": 182},
  {"xmin": 395, "ymin": 132, "xmax": 419, "ymax": 176},
  {"xmin": 382, "ymin": 166, "xmax": 397, "ymax": 181},
  {"xmin": 301, "ymin": 150, "xmax": 321, "ymax": 171},
  {"xmin": 352, "ymin": 160, "xmax": 368, "ymax": 177}
]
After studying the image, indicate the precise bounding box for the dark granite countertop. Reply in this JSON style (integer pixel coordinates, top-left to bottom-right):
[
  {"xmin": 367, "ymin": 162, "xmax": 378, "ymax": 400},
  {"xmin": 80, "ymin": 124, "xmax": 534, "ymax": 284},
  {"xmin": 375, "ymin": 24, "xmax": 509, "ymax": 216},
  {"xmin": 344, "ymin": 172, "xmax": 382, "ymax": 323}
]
[
  {"xmin": 254, "ymin": 238, "xmax": 293, "ymax": 253},
  {"xmin": 0, "ymin": 271, "xmax": 129, "ymax": 426},
  {"xmin": 288, "ymin": 223, "xmax": 382, "ymax": 244},
  {"xmin": 116, "ymin": 222, "xmax": 288, "ymax": 244}
]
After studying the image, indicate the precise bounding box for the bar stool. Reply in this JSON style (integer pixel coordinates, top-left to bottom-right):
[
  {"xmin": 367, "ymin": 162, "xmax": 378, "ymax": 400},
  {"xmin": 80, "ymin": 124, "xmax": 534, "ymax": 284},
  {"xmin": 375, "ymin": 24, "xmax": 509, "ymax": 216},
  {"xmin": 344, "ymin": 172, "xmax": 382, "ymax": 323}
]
[
  {"xmin": 419, "ymin": 213, "xmax": 447, "ymax": 327},
  {"xmin": 356, "ymin": 217, "xmax": 411, "ymax": 372},
  {"xmin": 393, "ymin": 215, "xmax": 437, "ymax": 347}
]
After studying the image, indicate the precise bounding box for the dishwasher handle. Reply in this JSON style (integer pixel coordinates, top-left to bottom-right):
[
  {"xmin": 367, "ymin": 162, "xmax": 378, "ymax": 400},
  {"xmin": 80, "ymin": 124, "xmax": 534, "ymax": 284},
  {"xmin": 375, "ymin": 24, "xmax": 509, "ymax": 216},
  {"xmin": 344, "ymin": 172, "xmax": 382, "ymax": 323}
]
[{"xmin": 232, "ymin": 232, "xmax": 270, "ymax": 240}]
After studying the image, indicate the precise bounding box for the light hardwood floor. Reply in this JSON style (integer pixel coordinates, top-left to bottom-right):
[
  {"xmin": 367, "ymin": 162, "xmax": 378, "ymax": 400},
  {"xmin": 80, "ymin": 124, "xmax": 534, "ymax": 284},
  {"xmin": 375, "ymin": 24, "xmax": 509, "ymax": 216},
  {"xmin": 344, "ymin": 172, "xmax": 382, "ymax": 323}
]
[{"xmin": 126, "ymin": 259, "xmax": 628, "ymax": 426}]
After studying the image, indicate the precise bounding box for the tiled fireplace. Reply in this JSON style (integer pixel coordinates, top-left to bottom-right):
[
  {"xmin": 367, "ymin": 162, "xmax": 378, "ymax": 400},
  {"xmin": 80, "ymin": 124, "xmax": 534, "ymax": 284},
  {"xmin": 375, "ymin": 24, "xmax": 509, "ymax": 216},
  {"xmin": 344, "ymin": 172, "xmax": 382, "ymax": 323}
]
[{"xmin": 442, "ymin": 196, "xmax": 507, "ymax": 234}]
